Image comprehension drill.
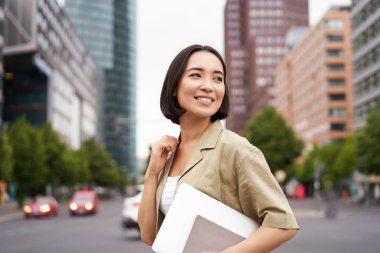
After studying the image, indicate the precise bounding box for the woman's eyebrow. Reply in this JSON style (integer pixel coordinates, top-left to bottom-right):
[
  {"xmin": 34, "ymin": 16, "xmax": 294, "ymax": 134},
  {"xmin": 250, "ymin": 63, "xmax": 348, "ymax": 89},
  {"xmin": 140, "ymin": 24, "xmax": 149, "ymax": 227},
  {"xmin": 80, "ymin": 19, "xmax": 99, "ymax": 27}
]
[{"xmin": 185, "ymin": 67, "xmax": 224, "ymax": 75}]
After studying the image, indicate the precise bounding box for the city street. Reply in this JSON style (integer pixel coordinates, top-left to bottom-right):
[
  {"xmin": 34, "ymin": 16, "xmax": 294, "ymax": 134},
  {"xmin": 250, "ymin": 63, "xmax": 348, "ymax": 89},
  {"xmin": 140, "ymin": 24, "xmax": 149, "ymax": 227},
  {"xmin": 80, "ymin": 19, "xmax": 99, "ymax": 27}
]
[{"xmin": 1, "ymin": 198, "xmax": 379, "ymax": 253}]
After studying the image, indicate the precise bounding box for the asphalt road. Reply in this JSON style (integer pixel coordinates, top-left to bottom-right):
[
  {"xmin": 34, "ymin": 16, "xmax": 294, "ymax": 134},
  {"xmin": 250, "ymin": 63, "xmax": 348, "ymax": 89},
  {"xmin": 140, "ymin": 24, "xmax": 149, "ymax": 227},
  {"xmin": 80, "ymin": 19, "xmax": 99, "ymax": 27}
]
[
  {"xmin": 0, "ymin": 197, "xmax": 152, "ymax": 253},
  {"xmin": 0, "ymin": 198, "xmax": 379, "ymax": 253}
]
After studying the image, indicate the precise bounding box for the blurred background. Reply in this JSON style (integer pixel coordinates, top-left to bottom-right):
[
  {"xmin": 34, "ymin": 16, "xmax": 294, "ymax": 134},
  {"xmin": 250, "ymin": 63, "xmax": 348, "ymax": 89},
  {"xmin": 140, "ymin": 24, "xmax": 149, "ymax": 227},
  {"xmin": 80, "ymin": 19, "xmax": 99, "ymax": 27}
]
[{"xmin": 0, "ymin": 0, "xmax": 379, "ymax": 252}]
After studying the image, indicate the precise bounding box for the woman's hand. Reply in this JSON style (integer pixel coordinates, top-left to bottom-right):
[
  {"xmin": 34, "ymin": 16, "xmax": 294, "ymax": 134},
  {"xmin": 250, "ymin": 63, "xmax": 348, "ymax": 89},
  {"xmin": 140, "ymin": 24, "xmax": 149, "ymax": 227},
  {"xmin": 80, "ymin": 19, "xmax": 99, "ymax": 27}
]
[{"xmin": 145, "ymin": 135, "xmax": 179, "ymax": 177}]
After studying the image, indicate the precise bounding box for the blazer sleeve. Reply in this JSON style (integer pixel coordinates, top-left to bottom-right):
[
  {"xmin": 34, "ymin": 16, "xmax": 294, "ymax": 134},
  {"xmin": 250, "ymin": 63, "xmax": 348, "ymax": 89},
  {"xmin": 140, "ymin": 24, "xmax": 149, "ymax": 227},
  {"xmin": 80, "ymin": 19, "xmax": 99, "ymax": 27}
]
[{"xmin": 237, "ymin": 148, "xmax": 299, "ymax": 229}]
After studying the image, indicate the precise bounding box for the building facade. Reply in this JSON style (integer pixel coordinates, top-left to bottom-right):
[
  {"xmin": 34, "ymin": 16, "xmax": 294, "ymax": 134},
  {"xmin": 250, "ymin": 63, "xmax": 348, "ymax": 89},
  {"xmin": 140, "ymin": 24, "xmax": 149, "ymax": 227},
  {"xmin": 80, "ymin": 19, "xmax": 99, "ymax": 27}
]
[
  {"xmin": 274, "ymin": 7, "xmax": 354, "ymax": 152},
  {"xmin": 351, "ymin": 0, "xmax": 380, "ymax": 129},
  {"xmin": 2, "ymin": 0, "xmax": 100, "ymax": 148},
  {"xmin": 65, "ymin": 0, "xmax": 137, "ymax": 177},
  {"xmin": 0, "ymin": 0, "xmax": 4, "ymax": 130},
  {"xmin": 224, "ymin": 0, "xmax": 309, "ymax": 133}
]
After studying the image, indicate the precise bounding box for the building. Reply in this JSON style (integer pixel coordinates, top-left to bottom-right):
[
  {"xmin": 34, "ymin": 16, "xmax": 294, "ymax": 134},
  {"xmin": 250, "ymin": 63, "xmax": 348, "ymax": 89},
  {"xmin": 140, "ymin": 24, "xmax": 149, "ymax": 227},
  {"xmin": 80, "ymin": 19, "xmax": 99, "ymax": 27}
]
[
  {"xmin": 351, "ymin": 0, "xmax": 380, "ymax": 129},
  {"xmin": 65, "ymin": 0, "xmax": 137, "ymax": 177},
  {"xmin": 0, "ymin": 0, "xmax": 4, "ymax": 130},
  {"xmin": 274, "ymin": 7, "xmax": 354, "ymax": 152},
  {"xmin": 224, "ymin": 0, "xmax": 309, "ymax": 133},
  {"xmin": 2, "ymin": 0, "xmax": 100, "ymax": 148}
]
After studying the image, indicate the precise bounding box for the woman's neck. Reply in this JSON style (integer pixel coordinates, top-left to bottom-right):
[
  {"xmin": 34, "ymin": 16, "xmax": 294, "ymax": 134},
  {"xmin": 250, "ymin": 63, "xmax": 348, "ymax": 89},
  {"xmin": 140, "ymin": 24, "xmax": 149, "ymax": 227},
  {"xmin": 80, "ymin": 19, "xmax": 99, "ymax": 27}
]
[{"xmin": 179, "ymin": 117, "xmax": 212, "ymax": 145}]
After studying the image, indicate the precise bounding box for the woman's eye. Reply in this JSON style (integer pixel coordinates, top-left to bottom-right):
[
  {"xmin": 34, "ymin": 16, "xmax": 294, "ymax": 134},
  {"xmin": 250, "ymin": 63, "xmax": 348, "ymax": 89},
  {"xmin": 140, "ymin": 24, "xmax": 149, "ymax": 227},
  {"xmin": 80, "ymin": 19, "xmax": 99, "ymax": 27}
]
[
  {"xmin": 189, "ymin": 73, "xmax": 201, "ymax": 78},
  {"xmin": 215, "ymin": 76, "xmax": 224, "ymax": 82}
]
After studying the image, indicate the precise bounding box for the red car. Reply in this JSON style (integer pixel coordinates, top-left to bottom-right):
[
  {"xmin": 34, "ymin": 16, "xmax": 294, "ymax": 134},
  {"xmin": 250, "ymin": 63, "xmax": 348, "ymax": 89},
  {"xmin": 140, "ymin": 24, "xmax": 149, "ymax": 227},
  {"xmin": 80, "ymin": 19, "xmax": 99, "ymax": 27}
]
[
  {"xmin": 23, "ymin": 196, "xmax": 59, "ymax": 218},
  {"xmin": 69, "ymin": 190, "xmax": 98, "ymax": 215}
]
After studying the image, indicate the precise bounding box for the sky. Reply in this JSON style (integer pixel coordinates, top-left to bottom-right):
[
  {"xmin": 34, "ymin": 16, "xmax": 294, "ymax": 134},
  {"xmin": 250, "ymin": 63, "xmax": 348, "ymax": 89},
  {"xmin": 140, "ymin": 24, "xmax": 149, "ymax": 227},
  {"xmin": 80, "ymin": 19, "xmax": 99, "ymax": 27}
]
[{"xmin": 136, "ymin": 0, "xmax": 351, "ymax": 160}]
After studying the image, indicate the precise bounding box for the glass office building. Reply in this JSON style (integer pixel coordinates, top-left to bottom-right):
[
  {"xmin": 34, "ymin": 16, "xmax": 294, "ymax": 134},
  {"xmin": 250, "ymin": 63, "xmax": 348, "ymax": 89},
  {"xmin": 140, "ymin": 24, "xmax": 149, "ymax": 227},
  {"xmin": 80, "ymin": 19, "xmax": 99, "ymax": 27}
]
[
  {"xmin": 2, "ymin": 0, "xmax": 99, "ymax": 148},
  {"xmin": 65, "ymin": 0, "xmax": 137, "ymax": 177}
]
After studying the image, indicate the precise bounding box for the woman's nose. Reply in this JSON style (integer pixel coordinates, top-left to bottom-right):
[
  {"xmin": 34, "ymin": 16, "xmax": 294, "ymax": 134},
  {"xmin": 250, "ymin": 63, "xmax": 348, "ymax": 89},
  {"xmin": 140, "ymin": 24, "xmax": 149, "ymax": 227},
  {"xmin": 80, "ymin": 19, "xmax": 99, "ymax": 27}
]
[{"xmin": 200, "ymin": 78, "xmax": 213, "ymax": 92}]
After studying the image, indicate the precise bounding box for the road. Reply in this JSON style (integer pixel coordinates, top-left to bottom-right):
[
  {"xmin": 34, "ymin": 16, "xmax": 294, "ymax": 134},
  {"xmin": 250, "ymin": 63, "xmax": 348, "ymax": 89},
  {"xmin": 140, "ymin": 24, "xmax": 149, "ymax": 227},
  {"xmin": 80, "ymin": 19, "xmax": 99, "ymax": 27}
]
[
  {"xmin": 0, "ymin": 198, "xmax": 379, "ymax": 253},
  {"xmin": 0, "ymin": 197, "xmax": 151, "ymax": 253}
]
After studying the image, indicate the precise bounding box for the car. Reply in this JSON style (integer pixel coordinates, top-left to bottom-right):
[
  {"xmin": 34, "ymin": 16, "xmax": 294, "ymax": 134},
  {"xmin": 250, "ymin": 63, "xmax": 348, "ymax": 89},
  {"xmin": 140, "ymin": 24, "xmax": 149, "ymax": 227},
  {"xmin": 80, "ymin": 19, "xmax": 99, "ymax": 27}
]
[
  {"xmin": 23, "ymin": 196, "xmax": 59, "ymax": 218},
  {"xmin": 121, "ymin": 185, "xmax": 143, "ymax": 231},
  {"xmin": 69, "ymin": 190, "xmax": 98, "ymax": 215}
]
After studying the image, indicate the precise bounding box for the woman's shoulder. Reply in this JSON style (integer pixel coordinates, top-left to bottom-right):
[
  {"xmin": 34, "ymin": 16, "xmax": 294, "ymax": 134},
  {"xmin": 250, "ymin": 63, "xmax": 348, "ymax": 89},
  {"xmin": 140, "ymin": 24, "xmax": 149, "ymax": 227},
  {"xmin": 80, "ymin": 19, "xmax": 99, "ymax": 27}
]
[{"xmin": 219, "ymin": 128, "xmax": 260, "ymax": 155}]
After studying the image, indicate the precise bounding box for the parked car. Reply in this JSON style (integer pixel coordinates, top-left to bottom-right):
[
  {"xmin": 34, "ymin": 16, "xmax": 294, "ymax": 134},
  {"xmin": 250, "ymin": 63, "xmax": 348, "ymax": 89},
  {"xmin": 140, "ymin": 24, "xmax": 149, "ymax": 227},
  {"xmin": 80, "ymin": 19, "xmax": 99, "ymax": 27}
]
[
  {"xmin": 23, "ymin": 196, "xmax": 59, "ymax": 218},
  {"xmin": 121, "ymin": 185, "xmax": 143, "ymax": 231},
  {"xmin": 69, "ymin": 190, "xmax": 98, "ymax": 215}
]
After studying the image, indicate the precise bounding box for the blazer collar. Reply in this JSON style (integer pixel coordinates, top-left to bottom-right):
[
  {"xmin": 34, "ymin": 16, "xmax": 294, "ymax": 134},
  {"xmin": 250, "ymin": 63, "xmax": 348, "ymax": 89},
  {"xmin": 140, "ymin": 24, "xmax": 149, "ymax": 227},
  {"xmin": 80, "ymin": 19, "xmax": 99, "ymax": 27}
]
[{"xmin": 183, "ymin": 120, "xmax": 223, "ymax": 174}]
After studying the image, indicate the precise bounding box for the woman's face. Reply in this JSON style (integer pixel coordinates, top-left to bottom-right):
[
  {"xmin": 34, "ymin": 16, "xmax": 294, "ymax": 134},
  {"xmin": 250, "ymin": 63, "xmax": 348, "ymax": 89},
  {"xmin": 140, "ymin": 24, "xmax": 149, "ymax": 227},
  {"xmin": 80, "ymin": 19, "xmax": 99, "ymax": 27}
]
[{"xmin": 176, "ymin": 51, "xmax": 225, "ymax": 121}]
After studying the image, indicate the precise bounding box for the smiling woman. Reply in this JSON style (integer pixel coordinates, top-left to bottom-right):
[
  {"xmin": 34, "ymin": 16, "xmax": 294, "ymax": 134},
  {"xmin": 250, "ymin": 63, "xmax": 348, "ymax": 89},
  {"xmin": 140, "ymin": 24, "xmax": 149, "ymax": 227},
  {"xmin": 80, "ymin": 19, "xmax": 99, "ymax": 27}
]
[{"xmin": 138, "ymin": 44, "xmax": 298, "ymax": 253}]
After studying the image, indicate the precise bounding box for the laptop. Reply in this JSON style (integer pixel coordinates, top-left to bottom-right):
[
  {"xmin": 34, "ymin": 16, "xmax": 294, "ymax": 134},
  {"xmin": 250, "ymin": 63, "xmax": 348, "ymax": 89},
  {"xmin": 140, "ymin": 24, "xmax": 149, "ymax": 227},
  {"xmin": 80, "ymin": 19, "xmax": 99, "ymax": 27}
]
[
  {"xmin": 182, "ymin": 215, "xmax": 245, "ymax": 253},
  {"xmin": 152, "ymin": 183, "xmax": 257, "ymax": 253}
]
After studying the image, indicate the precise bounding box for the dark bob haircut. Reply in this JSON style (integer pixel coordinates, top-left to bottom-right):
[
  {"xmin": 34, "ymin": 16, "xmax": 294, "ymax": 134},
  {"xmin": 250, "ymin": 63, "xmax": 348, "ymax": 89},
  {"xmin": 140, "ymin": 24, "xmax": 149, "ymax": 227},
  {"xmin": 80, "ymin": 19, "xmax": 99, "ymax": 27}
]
[{"xmin": 160, "ymin": 44, "xmax": 230, "ymax": 125}]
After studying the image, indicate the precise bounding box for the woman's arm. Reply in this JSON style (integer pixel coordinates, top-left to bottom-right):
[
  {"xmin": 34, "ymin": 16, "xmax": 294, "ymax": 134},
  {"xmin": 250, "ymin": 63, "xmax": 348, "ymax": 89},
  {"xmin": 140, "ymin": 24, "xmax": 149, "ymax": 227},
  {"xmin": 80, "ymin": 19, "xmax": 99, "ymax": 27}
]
[
  {"xmin": 137, "ymin": 135, "xmax": 178, "ymax": 245},
  {"xmin": 203, "ymin": 226, "xmax": 297, "ymax": 253}
]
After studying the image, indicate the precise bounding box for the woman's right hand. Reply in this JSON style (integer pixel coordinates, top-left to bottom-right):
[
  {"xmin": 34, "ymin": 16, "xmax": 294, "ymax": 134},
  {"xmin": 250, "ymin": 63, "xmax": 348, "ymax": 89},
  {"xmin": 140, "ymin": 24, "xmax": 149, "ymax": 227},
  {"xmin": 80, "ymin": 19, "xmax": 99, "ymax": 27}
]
[{"xmin": 146, "ymin": 135, "xmax": 179, "ymax": 177}]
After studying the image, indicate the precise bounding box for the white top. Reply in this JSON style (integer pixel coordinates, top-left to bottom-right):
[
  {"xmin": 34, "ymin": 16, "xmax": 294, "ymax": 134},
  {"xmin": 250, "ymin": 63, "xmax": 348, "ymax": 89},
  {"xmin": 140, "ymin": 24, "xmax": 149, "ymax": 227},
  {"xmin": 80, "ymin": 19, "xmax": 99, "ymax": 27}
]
[{"xmin": 159, "ymin": 176, "xmax": 181, "ymax": 215}]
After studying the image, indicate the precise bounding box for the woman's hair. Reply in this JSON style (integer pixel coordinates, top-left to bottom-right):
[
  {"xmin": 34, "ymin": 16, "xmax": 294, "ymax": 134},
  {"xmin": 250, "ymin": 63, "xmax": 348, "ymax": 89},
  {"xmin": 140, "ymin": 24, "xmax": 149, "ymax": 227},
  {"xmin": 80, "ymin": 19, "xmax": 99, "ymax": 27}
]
[{"xmin": 160, "ymin": 44, "xmax": 230, "ymax": 124}]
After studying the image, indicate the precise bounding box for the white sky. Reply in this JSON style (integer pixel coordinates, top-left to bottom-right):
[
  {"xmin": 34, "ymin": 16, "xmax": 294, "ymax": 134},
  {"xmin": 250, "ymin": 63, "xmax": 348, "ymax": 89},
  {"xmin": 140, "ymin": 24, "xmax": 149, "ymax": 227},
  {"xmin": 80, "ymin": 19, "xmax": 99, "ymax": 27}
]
[{"xmin": 136, "ymin": 0, "xmax": 351, "ymax": 160}]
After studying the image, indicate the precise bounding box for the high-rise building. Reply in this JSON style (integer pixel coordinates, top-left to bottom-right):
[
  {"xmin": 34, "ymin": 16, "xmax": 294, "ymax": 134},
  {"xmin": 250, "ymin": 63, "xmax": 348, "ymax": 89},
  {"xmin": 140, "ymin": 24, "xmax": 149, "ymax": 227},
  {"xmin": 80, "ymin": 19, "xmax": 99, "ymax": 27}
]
[
  {"xmin": 351, "ymin": 0, "xmax": 380, "ymax": 129},
  {"xmin": 65, "ymin": 0, "xmax": 137, "ymax": 177},
  {"xmin": 224, "ymin": 0, "xmax": 308, "ymax": 133},
  {"xmin": 274, "ymin": 7, "xmax": 354, "ymax": 152},
  {"xmin": 0, "ymin": 0, "xmax": 4, "ymax": 130},
  {"xmin": 2, "ymin": 0, "xmax": 99, "ymax": 148}
]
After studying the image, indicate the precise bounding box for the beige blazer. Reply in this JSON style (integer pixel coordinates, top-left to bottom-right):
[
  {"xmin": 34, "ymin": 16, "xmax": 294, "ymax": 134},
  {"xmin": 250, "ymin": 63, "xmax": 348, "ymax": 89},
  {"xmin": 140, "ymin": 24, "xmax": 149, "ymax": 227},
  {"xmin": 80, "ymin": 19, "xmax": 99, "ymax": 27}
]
[{"xmin": 155, "ymin": 120, "xmax": 298, "ymax": 233}]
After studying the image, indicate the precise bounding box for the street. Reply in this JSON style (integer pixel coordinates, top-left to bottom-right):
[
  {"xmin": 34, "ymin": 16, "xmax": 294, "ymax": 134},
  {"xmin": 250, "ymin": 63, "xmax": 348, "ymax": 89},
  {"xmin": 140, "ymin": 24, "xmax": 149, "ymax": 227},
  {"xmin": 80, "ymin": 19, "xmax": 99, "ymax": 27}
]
[
  {"xmin": 0, "ymin": 198, "xmax": 379, "ymax": 253},
  {"xmin": 0, "ymin": 198, "xmax": 151, "ymax": 253}
]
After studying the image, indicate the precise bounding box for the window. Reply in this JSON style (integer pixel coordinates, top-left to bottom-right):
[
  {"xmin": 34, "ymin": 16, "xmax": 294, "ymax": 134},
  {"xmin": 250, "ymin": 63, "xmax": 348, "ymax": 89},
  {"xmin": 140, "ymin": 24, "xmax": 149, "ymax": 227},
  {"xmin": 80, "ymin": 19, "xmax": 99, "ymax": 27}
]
[
  {"xmin": 329, "ymin": 108, "xmax": 347, "ymax": 116},
  {"xmin": 327, "ymin": 64, "xmax": 344, "ymax": 71},
  {"xmin": 328, "ymin": 79, "xmax": 345, "ymax": 86},
  {"xmin": 328, "ymin": 93, "xmax": 346, "ymax": 101},
  {"xmin": 326, "ymin": 35, "xmax": 344, "ymax": 42},
  {"xmin": 325, "ymin": 19, "xmax": 344, "ymax": 28},
  {"xmin": 326, "ymin": 49, "xmax": 344, "ymax": 56},
  {"xmin": 330, "ymin": 123, "xmax": 347, "ymax": 131}
]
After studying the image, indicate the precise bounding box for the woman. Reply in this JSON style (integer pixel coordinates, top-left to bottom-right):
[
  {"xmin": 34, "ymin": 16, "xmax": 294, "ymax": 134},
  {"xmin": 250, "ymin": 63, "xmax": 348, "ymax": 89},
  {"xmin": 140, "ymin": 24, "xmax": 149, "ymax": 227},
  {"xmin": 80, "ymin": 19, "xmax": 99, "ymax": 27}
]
[{"xmin": 138, "ymin": 44, "xmax": 298, "ymax": 252}]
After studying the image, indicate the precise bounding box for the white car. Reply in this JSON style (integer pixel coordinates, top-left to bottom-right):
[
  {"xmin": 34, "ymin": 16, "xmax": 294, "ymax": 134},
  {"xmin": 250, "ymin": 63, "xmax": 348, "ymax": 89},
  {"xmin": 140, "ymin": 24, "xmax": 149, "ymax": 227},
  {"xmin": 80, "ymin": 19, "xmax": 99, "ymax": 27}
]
[{"xmin": 121, "ymin": 185, "xmax": 143, "ymax": 231}]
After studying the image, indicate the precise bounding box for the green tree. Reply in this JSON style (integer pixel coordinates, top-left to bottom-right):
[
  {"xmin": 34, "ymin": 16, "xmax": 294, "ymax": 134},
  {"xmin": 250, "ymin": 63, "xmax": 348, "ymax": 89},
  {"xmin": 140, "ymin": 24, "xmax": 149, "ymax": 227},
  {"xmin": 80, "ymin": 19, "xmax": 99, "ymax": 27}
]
[
  {"xmin": 60, "ymin": 148, "xmax": 90, "ymax": 186},
  {"xmin": 331, "ymin": 135, "xmax": 357, "ymax": 180},
  {"xmin": 303, "ymin": 142, "xmax": 343, "ymax": 190},
  {"xmin": 0, "ymin": 128, "xmax": 14, "ymax": 181},
  {"xmin": 81, "ymin": 138, "xmax": 127, "ymax": 186},
  {"xmin": 357, "ymin": 103, "xmax": 380, "ymax": 175},
  {"xmin": 242, "ymin": 106, "xmax": 303, "ymax": 173},
  {"xmin": 41, "ymin": 123, "xmax": 66, "ymax": 193},
  {"xmin": 8, "ymin": 116, "xmax": 47, "ymax": 203}
]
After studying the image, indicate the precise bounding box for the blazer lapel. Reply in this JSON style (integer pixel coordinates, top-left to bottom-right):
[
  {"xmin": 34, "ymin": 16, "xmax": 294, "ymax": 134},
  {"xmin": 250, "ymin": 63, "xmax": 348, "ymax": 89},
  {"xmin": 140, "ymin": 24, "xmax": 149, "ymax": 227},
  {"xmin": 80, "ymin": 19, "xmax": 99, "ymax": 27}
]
[{"xmin": 182, "ymin": 120, "xmax": 223, "ymax": 176}]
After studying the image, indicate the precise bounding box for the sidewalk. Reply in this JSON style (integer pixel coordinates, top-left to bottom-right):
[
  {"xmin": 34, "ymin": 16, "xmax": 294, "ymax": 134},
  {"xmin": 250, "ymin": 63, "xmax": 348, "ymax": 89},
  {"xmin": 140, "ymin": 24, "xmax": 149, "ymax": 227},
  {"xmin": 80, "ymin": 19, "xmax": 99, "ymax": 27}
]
[{"xmin": 0, "ymin": 202, "xmax": 23, "ymax": 223}]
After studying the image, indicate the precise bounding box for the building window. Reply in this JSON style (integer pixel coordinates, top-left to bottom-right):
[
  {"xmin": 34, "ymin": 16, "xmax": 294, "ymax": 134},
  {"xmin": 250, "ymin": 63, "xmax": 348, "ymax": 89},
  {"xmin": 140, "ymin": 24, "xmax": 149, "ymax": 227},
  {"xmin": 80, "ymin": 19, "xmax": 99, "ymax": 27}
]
[
  {"xmin": 328, "ymin": 79, "xmax": 345, "ymax": 86},
  {"xmin": 330, "ymin": 123, "xmax": 347, "ymax": 131},
  {"xmin": 326, "ymin": 49, "xmax": 344, "ymax": 56},
  {"xmin": 328, "ymin": 93, "xmax": 346, "ymax": 101},
  {"xmin": 329, "ymin": 108, "xmax": 347, "ymax": 116},
  {"xmin": 325, "ymin": 19, "xmax": 344, "ymax": 28},
  {"xmin": 327, "ymin": 64, "xmax": 344, "ymax": 71},
  {"xmin": 326, "ymin": 35, "xmax": 344, "ymax": 42}
]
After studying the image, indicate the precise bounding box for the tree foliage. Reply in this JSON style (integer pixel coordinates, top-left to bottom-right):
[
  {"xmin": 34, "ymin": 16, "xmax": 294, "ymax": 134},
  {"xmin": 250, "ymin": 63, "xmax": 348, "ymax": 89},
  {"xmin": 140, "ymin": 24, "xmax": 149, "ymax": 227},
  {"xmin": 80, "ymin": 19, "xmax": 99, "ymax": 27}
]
[
  {"xmin": 357, "ymin": 103, "xmax": 380, "ymax": 175},
  {"xmin": 8, "ymin": 116, "xmax": 47, "ymax": 196},
  {"xmin": 242, "ymin": 106, "xmax": 303, "ymax": 173},
  {"xmin": 81, "ymin": 138, "xmax": 126, "ymax": 186},
  {"xmin": 0, "ymin": 128, "xmax": 13, "ymax": 181}
]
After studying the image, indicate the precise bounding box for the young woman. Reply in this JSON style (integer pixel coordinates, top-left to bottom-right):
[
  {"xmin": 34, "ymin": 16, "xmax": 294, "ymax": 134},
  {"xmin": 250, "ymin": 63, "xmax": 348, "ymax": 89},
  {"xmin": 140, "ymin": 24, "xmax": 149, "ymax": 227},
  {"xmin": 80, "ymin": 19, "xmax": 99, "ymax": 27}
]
[{"xmin": 138, "ymin": 44, "xmax": 298, "ymax": 253}]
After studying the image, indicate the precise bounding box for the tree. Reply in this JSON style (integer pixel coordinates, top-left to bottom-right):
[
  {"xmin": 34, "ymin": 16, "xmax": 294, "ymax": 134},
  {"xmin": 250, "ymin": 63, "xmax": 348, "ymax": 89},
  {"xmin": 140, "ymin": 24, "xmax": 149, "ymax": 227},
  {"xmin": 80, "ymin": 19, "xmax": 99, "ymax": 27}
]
[
  {"xmin": 357, "ymin": 103, "xmax": 380, "ymax": 175},
  {"xmin": 242, "ymin": 106, "xmax": 303, "ymax": 173},
  {"xmin": 331, "ymin": 135, "xmax": 357, "ymax": 180},
  {"xmin": 41, "ymin": 123, "xmax": 66, "ymax": 193},
  {"xmin": 60, "ymin": 148, "xmax": 90, "ymax": 186},
  {"xmin": 81, "ymin": 138, "xmax": 127, "ymax": 186},
  {"xmin": 8, "ymin": 116, "xmax": 47, "ymax": 203},
  {"xmin": 0, "ymin": 128, "xmax": 13, "ymax": 181}
]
